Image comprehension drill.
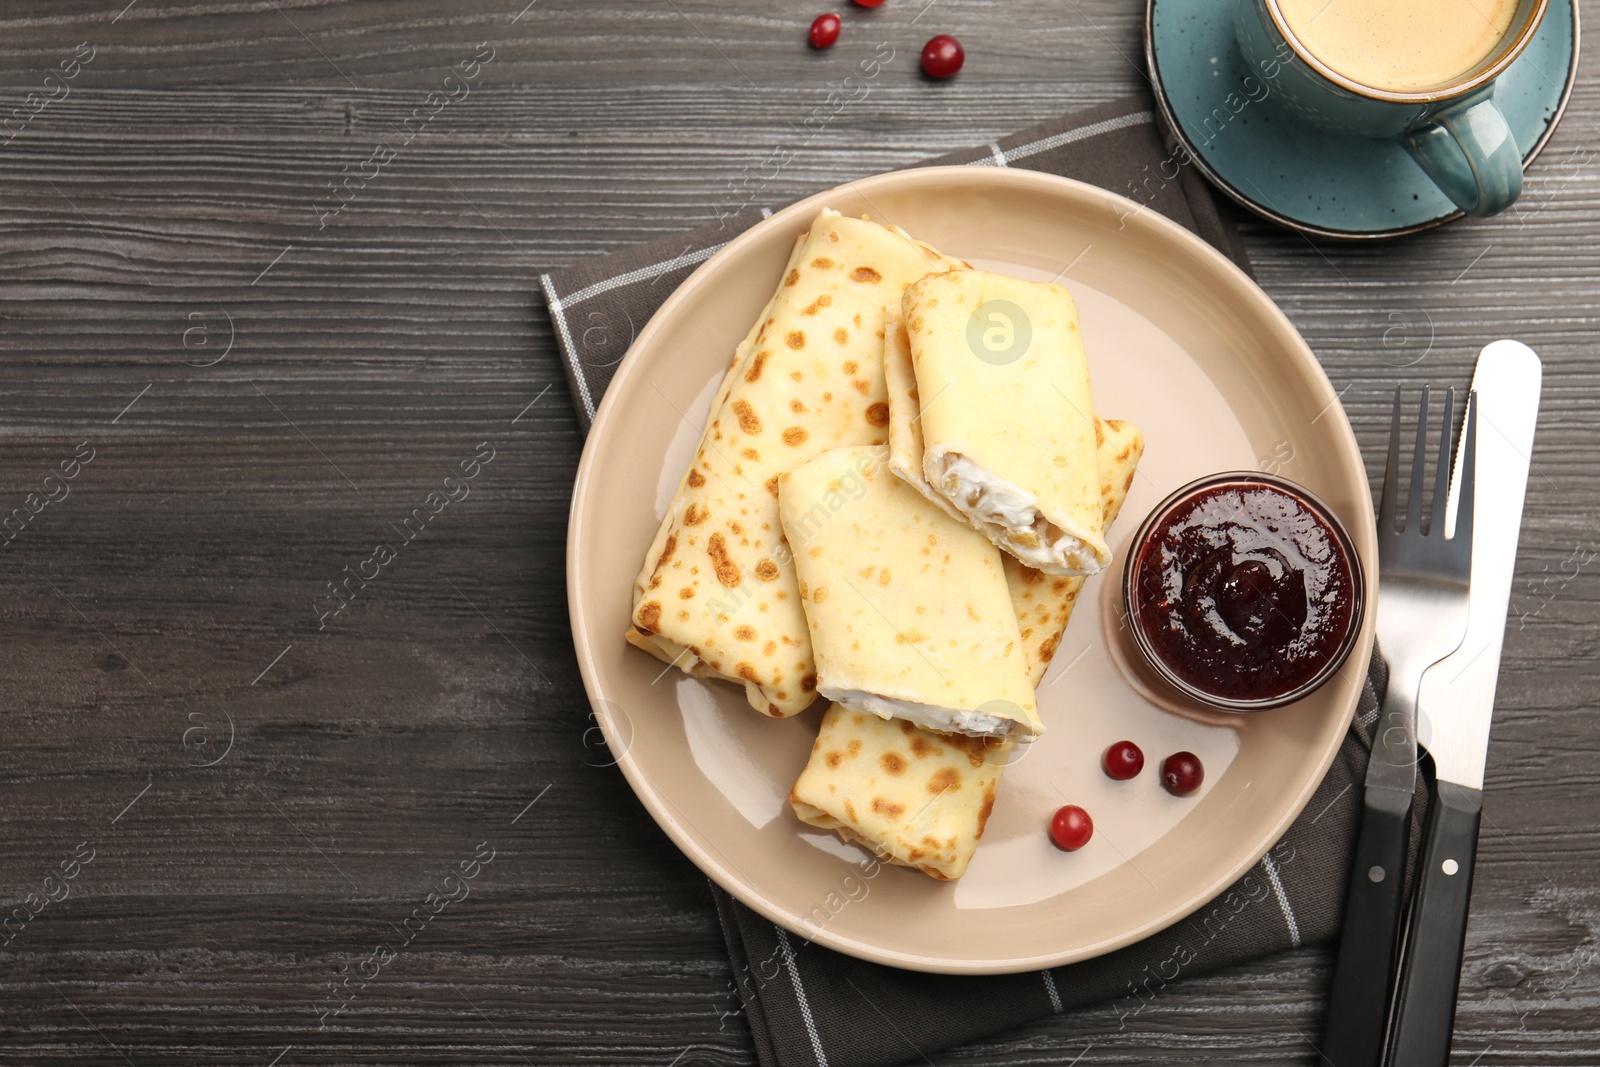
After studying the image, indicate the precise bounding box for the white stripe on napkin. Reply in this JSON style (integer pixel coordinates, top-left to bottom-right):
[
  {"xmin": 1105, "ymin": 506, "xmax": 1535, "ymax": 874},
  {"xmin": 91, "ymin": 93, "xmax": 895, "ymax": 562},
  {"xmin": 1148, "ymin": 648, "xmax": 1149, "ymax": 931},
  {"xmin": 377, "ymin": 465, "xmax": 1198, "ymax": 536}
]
[
  {"xmin": 1003, "ymin": 110, "xmax": 1154, "ymax": 164},
  {"xmin": 775, "ymin": 926, "xmax": 830, "ymax": 1067},
  {"xmin": 1262, "ymin": 853, "xmax": 1301, "ymax": 948},
  {"xmin": 539, "ymin": 274, "xmax": 596, "ymax": 422},
  {"xmin": 1359, "ymin": 700, "xmax": 1381, "ymax": 730},
  {"xmin": 554, "ymin": 208, "xmax": 772, "ymax": 311},
  {"xmin": 1043, "ymin": 969, "xmax": 1064, "ymax": 1013},
  {"xmin": 556, "ymin": 242, "xmax": 730, "ymax": 309}
]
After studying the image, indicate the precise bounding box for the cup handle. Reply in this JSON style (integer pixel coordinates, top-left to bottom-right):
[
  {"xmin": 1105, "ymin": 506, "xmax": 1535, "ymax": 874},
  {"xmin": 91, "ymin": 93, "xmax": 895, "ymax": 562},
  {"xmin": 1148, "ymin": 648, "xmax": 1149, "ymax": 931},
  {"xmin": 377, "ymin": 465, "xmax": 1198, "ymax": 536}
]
[{"xmin": 1402, "ymin": 91, "xmax": 1523, "ymax": 218}]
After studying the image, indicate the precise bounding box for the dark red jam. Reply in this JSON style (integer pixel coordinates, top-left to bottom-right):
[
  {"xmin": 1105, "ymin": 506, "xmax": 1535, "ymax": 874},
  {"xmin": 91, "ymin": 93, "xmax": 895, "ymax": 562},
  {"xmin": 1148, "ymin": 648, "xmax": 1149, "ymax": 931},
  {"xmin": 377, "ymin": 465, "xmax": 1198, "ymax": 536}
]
[{"xmin": 1130, "ymin": 479, "xmax": 1358, "ymax": 705}]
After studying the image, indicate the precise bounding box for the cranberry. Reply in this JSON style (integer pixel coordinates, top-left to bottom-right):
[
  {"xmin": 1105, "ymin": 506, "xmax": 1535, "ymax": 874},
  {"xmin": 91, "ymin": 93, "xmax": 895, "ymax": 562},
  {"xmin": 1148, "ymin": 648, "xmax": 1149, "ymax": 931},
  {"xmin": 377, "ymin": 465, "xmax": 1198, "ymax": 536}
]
[
  {"xmin": 1102, "ymin": 740, "xmax": 1145, "ymax": 781},
  {"xmin": 851, "ymin": 0, "xmax": 886, "ymax": 7},
  {"xmin": 808, "ymin": 13, "xmax": 841, "ymax": 48},
  {"xmin": 1049, "ymin": 805, "xmax": 1093, "ymax": 851},
  {"xmin": 1161, "ymin": 752, "xmax": 1205, "ymax": 796},
  {"xmin": 920, "ymin": 34, "xmax": 964, "ymax": 78}
]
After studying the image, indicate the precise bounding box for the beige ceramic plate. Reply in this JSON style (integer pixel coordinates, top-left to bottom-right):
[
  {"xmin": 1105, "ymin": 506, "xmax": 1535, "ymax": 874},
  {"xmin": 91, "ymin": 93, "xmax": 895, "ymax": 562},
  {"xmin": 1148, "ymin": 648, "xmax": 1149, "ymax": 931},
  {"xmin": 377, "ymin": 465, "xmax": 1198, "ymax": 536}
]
[{"xmin": 567, "ymin": 166, "xmax": 1376, "ymax": 974}]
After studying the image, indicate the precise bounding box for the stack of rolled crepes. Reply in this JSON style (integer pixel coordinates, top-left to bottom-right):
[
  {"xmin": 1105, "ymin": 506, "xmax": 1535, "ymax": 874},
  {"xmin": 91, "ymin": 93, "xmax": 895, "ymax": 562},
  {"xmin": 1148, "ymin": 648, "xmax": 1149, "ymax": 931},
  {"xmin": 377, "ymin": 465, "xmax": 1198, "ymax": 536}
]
[
  {"xmin": 626, "ymin": 210, "xmax": 1143, "ymax": 880},
  {"xmin": 627, "ymin": 210, "xmax": 967, "ymax": 716}
]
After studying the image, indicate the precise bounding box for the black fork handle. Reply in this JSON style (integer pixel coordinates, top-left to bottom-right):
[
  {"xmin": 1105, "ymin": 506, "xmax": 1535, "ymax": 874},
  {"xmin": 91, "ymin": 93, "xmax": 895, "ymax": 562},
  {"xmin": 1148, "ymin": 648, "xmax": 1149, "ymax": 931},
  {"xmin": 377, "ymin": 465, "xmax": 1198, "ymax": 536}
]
[{"xmin": 1322, "ymin": 784, "xmax": 1414, "ymax": 1067}]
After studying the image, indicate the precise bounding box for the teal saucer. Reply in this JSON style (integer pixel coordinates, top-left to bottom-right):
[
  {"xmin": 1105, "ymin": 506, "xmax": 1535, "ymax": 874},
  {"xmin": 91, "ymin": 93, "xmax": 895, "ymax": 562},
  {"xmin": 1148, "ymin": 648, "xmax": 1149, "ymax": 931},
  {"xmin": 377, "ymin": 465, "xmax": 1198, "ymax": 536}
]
[{"xmin": 1146, "ymin": 0, "xmax": 1579, "ymax": 239}]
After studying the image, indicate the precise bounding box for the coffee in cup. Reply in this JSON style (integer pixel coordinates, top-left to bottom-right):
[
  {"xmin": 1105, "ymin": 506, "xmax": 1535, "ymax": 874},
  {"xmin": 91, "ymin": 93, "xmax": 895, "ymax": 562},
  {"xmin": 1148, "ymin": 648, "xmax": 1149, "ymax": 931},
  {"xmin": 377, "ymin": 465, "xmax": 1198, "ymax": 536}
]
[
  {"xmin": 1235, "ymin": 0, "xmax": 1549, "ymax": 217},
  {"xmin": 1275, "ymin": 0, "xmax": 1520, "ymax": 92}
]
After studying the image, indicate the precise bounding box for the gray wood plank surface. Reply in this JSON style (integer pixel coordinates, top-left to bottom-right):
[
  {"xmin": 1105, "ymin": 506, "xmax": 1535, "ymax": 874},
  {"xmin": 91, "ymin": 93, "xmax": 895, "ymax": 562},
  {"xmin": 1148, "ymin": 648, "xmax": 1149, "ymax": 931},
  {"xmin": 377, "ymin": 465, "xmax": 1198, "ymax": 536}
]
[{"xmin": 0, "ymin": 0, "xmax": 1594, "ymax": 1064}]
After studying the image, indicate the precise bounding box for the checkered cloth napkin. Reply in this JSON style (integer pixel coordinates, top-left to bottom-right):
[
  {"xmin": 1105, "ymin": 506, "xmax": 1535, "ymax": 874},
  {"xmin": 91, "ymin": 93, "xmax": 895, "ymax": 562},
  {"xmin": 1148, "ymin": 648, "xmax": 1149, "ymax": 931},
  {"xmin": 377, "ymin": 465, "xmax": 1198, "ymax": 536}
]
[{"xmin": 539, "ymin": 96, "xmax": 1426, "ymax": 1067}]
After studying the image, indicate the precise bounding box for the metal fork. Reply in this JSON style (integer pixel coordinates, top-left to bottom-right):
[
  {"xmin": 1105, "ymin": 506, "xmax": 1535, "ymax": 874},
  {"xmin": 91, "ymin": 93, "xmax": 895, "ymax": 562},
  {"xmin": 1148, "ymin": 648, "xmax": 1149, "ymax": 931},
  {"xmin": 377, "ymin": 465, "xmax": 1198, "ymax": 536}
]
[{"xmin": 1321, "ymin": 386, "xmax": 1477, "ymax": 1067}]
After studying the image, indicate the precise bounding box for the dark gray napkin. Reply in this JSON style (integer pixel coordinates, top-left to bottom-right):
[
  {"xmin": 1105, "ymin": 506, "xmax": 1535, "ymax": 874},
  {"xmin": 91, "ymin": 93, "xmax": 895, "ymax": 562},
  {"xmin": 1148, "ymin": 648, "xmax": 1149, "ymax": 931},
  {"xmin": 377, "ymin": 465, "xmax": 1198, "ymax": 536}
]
[{"xmin": 538, "ymin": 96, "xmax": 1424, "ymax": 1067}]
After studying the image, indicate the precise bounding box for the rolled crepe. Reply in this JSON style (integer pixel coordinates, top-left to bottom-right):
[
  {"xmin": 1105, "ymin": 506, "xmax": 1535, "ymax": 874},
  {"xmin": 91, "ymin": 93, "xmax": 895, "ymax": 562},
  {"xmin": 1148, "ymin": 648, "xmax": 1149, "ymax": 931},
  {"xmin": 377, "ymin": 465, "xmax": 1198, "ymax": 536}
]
[
  {"xmin": 791, "ymin": 709, "xmax": 1000, "ymax": 881},
  {"xmin": 903, "ymin": 270, "xmax": 1109, "ymax": 577},
  {"xmin": 790, "ymin": 421, "xmax": 1144, "ymax": 880},
  {"xmin": 778, "ymin": 443, "xmax": 1041, "ymax": 742},
  {"xmin": 628, "ymin": 234, "xmax": 810, "ymax": 677},
  {"xmin": 886, "ymin": 306, "xmax": 1143, "ymax": 674},
  {"xmin": 627, "ymin": 210, "xmax": 963, "ymax": 717}
]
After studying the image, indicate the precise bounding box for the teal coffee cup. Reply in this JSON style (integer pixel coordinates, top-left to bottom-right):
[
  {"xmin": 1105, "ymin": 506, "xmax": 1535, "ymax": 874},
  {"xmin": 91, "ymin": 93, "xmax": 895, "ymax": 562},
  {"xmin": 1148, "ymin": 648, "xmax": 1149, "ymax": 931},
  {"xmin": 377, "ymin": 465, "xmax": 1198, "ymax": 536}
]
[{"xmin": 1234, "ymin": 0, "xmax": 1548, "ymax": 218}]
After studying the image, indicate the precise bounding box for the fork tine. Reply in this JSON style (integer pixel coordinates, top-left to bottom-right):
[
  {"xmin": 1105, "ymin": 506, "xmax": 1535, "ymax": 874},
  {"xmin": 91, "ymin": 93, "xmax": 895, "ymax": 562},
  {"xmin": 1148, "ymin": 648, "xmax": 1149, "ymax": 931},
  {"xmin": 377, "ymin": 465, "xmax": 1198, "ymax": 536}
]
[
  {"xmin": 1454, "ymin": 391, "xmax": 1477, "ymax": 551},
  {"xmin": 1429, "ymin": 387, "xmax": 1455, "ymax": 536},
  {"xmin": 1406, "ymin": 386, "xmax": 1431, "ymax": 534},
  {"xmin": 1380, "ymin": 388, "xmax": 1402, "ymax": 534}
]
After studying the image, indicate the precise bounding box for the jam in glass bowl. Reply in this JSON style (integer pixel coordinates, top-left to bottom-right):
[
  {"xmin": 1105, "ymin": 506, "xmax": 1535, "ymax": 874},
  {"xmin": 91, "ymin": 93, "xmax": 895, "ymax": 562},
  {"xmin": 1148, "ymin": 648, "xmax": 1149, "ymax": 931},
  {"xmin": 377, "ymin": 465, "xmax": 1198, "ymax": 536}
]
[{"xmin": 1122, "ymin": 472, "xmax": 1365, "ymax": 712}]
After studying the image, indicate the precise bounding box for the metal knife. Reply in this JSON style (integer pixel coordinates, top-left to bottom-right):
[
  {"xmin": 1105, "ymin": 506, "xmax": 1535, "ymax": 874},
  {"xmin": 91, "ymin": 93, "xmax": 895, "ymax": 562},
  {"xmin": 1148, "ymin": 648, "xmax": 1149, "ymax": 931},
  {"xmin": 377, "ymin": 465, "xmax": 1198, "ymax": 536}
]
[{"xmin": 1385, "ymin": 340, "xmax": 1543, "ymax": 1066}]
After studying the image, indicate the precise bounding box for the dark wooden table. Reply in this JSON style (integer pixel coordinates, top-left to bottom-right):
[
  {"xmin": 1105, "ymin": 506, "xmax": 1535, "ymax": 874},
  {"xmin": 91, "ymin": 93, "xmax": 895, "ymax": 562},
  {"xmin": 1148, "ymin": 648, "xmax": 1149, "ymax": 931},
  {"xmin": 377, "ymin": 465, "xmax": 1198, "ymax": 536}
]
[{"xmin": 1, "ymin": 1, "xmax": 1594, "ymax": 1063}]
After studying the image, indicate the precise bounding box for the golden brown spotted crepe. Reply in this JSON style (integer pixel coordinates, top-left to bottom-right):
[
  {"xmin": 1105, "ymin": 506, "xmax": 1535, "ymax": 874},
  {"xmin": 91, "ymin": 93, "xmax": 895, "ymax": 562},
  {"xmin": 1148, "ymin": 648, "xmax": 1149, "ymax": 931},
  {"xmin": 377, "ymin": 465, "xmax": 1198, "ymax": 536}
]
[
  {"xmin": 789, "ymin": 421, "xmax": 1143, "ymax": 880},
  {"xmin": 626, "ymin": 210, "xmax": 964, "ymax": 717},
  {"xmin": 628, "ymin": 234, "xmax": 811, "ymax": 678},
  {"xmin": 779, "ymin": 443, "xmax": 1041, "ymax": 743},
  {"xmin": 903, "ymin": 270, "xmax": 1109, "ymax": 577},
  {"xmin": 791, "ymin": 708, "xmax": 1001, "ymax": 880}
]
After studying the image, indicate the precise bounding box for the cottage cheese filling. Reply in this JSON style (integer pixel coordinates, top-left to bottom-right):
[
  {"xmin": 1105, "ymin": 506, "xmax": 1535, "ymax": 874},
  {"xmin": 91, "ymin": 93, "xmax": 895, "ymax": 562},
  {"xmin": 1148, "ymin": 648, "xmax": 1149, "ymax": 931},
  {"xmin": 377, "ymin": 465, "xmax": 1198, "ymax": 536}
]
[
  {"xmin": 822, "ymin": 688, "xmax": 1038, "ymax": 742},
  {"xmin": 935, "ymin": 453, "xmax": 1102, "ymax": 576}
]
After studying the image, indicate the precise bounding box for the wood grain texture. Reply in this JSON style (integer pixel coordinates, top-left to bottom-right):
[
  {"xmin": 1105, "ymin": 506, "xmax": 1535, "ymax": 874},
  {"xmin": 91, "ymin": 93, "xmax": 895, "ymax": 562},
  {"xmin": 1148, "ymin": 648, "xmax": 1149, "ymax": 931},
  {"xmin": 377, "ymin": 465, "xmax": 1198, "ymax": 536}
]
[{"xmin": 0, "ymin": 0, "xmax": 1594, "ymax": 1064}]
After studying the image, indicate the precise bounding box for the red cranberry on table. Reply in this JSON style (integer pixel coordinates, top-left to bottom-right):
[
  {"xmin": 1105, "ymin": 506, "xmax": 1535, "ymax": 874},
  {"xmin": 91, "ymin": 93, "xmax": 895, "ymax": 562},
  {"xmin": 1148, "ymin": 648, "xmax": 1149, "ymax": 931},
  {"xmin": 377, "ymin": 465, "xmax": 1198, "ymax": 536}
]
[
  {"xmin": 1102, "ymin": 740, "xmax": 1145, "ymax": 780},
  {"xmin": 1161, "ymin": 751, "xmax": 1205, "ymax": 796},
  {"xmin": 1049, "ymin": 805, "xmax": 1093, "ymax": 851},
  {"xmin": 809, "ymin": 13, "xmax": 841, "ymax": 48},
  {"xmin": 851, "ymin": 0, "xmax": 886, "ymax": 7},
  {"xmin": 920, "ymin": 35, "xmax": 964, "ymax": 78}
]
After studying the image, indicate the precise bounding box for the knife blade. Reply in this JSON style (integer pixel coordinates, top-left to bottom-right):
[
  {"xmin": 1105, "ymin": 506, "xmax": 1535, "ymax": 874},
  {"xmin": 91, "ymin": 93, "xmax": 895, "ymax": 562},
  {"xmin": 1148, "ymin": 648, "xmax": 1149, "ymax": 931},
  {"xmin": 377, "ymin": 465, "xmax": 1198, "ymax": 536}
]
[
  {"xmin": 1386, "ymin": 340, "xmax": 1542, "ymax": 1067},
  {"xmin": 1424, "ymin": 340, "xmax": 1542, "ymax": 790}
]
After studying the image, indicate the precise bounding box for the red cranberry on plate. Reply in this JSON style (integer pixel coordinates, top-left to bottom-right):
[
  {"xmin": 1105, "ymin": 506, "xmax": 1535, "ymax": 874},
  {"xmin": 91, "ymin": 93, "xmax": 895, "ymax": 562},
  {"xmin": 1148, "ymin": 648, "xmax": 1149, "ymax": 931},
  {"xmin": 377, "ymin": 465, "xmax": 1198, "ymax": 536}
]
[
  {"xmin": 1049, "ymin": 804, "xmax": 1094, "ymax": 851},
  {"xmin": 1102, "ymin": 740, "xmax": 1145, "ymax": 780},
  {"xmin": 1161, "ymin": 751, "xmax": 1205, "ymax": 796}
]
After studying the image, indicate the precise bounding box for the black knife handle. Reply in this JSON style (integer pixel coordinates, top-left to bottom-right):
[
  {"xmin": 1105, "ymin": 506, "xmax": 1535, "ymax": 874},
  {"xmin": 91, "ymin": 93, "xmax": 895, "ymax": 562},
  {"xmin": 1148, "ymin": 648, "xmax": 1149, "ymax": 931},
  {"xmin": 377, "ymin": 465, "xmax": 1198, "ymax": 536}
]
[
  {"xmin": 1322, "ymin": 785, "xmax": 1414, "ymax": 1067},
  {"xmin": 1387, "ymin": 782, "xmax": 1483, "ymax": 1067}
]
